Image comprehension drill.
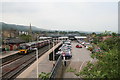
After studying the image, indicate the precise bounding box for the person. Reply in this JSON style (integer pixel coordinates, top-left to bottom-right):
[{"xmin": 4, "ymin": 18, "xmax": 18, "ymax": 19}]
[
  {"xmin": 2, "ymin": 47, "xmax": 6, "ymax": 53},
  {"xmin": 64, "ymin": 60, "xmax": 66, "ymax": 66}
]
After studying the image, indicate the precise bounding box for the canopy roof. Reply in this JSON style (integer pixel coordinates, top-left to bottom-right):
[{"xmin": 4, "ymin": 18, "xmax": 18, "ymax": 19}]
[{"xmin": 75, "ymin": 36, "xmax": 87, "ymax": 39}]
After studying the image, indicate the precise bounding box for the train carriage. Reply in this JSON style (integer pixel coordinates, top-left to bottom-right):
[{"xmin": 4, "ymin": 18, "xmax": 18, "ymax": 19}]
[
  {"xmin": 18, "ymin": 40, "xmax": 51, "ymax": 54},
  {"xmin": 18, "ymin": 42, "xmax": 36, "ymax": 54}
]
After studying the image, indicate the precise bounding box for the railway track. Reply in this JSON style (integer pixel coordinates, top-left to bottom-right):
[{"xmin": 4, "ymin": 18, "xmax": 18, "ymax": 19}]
[
  {"xmin": 1, "ymin": 44, "xmax": 53, "ymax": 66},
  {"xmin": 0, "ymin": 54, "xmax": 24, "ymax": 67},
  {"xmin": 1, "ymin": 43, "xmax": 55, "ymax": 79}
]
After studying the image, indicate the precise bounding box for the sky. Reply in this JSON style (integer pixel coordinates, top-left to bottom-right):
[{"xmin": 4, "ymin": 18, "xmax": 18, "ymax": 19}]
[{"xmin": 1, "ymin": 0, "xmax": 119, "ymax": 32}]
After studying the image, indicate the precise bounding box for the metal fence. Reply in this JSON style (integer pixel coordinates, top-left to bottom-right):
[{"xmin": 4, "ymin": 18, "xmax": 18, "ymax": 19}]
[{"xmin": 49, "ymin": 55, "xmax": 62, "ymax": 80}]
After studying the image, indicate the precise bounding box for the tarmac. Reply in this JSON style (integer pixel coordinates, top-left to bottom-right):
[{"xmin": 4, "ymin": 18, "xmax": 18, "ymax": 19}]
[{"xmin": 62, "ymin": 41, "xmax": 93, "ymax": 78}]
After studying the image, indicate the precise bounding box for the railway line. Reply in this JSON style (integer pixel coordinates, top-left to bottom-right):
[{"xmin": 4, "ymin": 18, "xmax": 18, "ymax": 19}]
[
  {"xmin": 1, "ymin": 43, "xmax": 54, "ymax": 79},
  {"xmin": 1, "ymin": 54, "xmax": 24, "ymax": 67}
]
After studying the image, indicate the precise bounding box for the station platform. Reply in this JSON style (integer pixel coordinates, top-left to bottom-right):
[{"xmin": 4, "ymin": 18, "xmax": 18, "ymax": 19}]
[
  {"xmin": 17, "ymin": 42, "xmax": 62, "ymax": 78},
  {"xmin": 0, "ymin": 51, "xmax": 19, "ymax": 59}
]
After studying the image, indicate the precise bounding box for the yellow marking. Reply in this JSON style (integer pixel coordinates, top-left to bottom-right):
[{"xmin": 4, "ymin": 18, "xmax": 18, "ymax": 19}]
[
  {"xmin": 19, "ymin": 49, "xmax": 27, "ymax": 54},
  {"xmin": 25, "ymin": 50, "xmax": 27, "ymax": 54},
  {"xmin": 20, "ymin": 50, "xmax": 26, "ymax": 51}
]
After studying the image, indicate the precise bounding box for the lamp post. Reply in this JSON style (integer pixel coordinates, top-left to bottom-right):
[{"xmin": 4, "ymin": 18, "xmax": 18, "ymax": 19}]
[
  {"xmin": 49, "ymin": 38, "xmax": 50, "ymax": 49},
  {"xmin": 34, "ymin": 48, "xmax": 39, "ymax": 78},
  {"xmin": 52, "ymin": 39, "xmax": 55, "ymax": 67}
]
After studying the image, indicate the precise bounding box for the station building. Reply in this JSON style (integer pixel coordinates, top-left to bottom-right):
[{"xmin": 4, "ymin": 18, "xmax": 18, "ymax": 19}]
[{"xmin": 2, "ymin": 38, "xmax": 25, "ymax": 51}]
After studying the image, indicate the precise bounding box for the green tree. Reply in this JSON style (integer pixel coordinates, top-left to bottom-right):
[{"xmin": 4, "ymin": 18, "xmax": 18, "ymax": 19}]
[
  {"xmin": 102, "ymin": 30, "xmax": 111, "ymax": 36},
  {"xmin": 19, "ymin": 34, "xmax": 32, "ymax": 42},
  {"xmin": 39, "ymin": 72, "xmax": 51, "ymax": 80},
  {"xmin": 68, "ymin": 32, "xmax": 119, "ymax": 78},
  {"xmin": 78, "ymin": 34, "xmax": 119, "ymax": 78}
]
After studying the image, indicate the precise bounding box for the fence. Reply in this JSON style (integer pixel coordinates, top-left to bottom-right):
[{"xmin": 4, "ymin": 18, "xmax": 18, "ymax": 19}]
[{"xmin": 49, "ymin": 55, "xmax": 63, "ymax": 80}]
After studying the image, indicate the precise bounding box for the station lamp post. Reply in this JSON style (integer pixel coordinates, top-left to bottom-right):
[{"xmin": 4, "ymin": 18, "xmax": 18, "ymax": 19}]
[
  {"xmin": 49, "ymin": 38, "xmax": 51, "ymax": 50},
  {"xmin": 34, "ymin": 48, "xmax": 39, "ymax": 78},
  {"xmin": 52, "ymin": 39, "xmax": 55, "ymax": 67}
]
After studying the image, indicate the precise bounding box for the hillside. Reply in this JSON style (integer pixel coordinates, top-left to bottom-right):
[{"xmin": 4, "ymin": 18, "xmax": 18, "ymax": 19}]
[{"xmin": 0, "ymin": 22, "xmax": 47, "ymax": 32}]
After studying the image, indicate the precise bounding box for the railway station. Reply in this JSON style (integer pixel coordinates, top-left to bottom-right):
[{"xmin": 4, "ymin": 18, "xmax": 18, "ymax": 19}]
[
  {"xmin": 1, "ymin": 36, "xmax": 95, "ymax": 79},
  {"xmin": 1, "ymin": 1, "xmax": 118, "ymax": 79}
]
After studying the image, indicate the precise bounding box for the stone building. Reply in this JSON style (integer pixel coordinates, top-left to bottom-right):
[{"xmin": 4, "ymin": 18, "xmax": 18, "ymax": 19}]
[{"xmin": 2, "ymin": 29, "xmax": 19, "ymax": 39}]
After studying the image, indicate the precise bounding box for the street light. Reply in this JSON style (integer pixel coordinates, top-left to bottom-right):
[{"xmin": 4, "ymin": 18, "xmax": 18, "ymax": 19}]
[
  {"xmin": 33, "ymin": 48, "xmax": 39, "ymax": 78},
  {"xmin": 49, "ymin": 38, "xmax": 51, "ymax": 50},
  {"xmin": 52, "ymin": 39, "xmax": 55, "ymax": 67}
]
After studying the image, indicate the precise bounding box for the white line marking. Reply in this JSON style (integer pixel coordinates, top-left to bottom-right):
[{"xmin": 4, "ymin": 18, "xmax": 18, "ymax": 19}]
[{"xmin": 79, "ymin": 61, "xmax": 85, "ymax": 72}]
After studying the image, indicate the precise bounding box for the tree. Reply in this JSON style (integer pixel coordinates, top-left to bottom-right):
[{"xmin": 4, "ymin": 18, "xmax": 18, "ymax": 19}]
[
  {"xmin": 78, "ymin": 34, "xmax": 119, "ymax": 78},
  {"xmin": 39, "ymin": 72, "xmax": 51, "ymax": 80},
  {"xmin": 102, "ymin": 30, "xmax": 111, "ymax": 36},
  {"xmin": 68, "ymin": 32, "xmax": 119, "ymax": 78},
  {"xmin": 19, "ymin": 34, "xmax": 32, "ymax": 42},
  {"xmin": 111, "ymin": 32, "xmax": 117, "ymax": 37}
]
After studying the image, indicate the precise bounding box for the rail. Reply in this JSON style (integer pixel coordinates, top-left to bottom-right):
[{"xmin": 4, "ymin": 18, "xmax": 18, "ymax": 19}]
[{"xmin": 49, "ymin": 55, "xmax": 62, "ymax": 80}]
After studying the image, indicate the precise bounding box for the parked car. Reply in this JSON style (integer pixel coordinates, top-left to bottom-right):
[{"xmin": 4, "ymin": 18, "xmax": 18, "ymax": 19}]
[
  {"xmin": 64, "ymin": 41, "xmax": 71, "ymax": 45},
  {"xmin": 56, "ymin": 51, "xmax": 62, "ymax": 55},
  {"xmin": 56, "ymin": 41, "xmax": 72, "ymax": 59},
  {"xmin": 76, "ymin": 44, "xmax": 82, "ymax": 48},
  {"xmin": 62, "ymin": 50, "xmax": 72, "ymax": 59}
]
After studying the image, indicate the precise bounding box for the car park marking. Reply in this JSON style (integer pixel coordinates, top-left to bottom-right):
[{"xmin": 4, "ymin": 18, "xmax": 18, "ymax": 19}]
[{"xmin": 79, "ymin": 61, "xmax": 85, "ymax": 71}]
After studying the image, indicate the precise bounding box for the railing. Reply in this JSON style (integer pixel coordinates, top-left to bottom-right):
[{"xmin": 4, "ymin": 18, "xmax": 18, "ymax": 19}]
[{"xmin": 49, "ymin": 55, "xmax": 62, "ymax": 80}]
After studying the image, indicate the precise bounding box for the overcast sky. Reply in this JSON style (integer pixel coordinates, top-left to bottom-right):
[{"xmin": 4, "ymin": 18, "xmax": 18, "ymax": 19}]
[{"xmin": 1, "ymin": 0, "xmax": 118, "ymax": 32}]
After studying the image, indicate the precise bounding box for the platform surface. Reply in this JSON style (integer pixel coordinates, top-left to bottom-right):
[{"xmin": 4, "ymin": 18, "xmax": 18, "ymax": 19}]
[{"xmin": 17, "ymin": 42, "xmax": 62, "ymax": 78}]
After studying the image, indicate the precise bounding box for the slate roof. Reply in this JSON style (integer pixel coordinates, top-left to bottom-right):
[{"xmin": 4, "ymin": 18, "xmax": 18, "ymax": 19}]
[{"xmin": 4, "ymin": 38, "xmax": 25, "ymax": 44}]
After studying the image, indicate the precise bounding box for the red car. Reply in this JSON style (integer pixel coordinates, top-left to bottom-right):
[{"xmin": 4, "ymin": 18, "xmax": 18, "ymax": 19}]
[{"xmin": 76, "ymin": 44, "xmax": 82, "ymax": 48}]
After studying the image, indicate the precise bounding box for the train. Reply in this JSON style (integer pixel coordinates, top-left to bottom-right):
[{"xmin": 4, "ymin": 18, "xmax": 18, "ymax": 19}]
[{"xmin": 18, "ymin": 40, "xmax": 51, "ymax": 54}]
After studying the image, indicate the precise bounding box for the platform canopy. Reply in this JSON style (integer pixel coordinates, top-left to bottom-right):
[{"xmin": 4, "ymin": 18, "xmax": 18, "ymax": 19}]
[
  {"xmin": 74, "ymin": 36, "xmax": 87, "ymax": 39},
  {"xmin": 58, "ymin": 37, "xmax": 68, "ymax": 39},
  {"xmin": 39, "ymin": 37, "xmax": 52, "ymax": 39}
]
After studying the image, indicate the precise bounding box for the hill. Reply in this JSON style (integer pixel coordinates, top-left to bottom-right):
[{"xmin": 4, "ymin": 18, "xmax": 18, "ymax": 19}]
[{"xmin": 0, "ymin": 22, "xmax": 47, "ymax": 32}]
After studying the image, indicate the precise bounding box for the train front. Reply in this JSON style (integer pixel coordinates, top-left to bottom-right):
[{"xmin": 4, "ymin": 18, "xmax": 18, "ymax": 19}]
[{"xmin": 18, "ymin": 44, "xmax": 28, "ymax": 54}]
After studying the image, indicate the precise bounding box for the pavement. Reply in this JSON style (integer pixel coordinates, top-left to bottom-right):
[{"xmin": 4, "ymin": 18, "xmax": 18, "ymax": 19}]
[
  {"xmin": 62, "ymin": 41, "xmax": 93, "ymax": 78},
  {"xmin": 17, "ymin": 42, "xmax": 62, "ymax": 78},
  {"xmin": 0, "ymin": 51, "xmax": 19, "ymax": 59}
]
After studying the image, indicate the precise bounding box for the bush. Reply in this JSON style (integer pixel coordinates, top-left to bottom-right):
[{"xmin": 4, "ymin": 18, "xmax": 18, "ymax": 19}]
[
  {"xmin": 76, "ymin": 33, "xmax": 119, "ymax": 78},
  {"xmin": 87, "ymin": 47, "xmax": 93, "ymax": 51}
]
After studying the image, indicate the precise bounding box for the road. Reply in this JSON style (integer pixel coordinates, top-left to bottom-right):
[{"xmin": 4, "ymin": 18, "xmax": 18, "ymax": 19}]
[{"xmin": 62, "ymin": 41, "xmax": 93, "ymax": 78}]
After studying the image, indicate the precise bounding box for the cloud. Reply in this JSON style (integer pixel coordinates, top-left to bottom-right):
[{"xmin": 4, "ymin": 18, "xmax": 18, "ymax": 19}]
[
  {"xmin": 2, "ymin": 0, "xmax": 119, "ymax": 2},
  {"xmin": 2, "ymin": 2, "xmax": 118, "ymax": 32}
]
